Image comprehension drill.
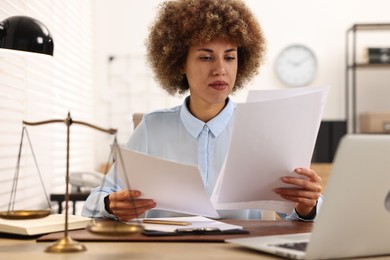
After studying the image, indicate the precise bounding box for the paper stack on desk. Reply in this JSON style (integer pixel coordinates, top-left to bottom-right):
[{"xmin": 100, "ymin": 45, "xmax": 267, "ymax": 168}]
[
  {"xmin": 137, "ymin": 216, "xmax": 242, "ymax": 233},
  {"xmin": 117, "ymin": 86, "xmax": 328, "ymax": 217}
]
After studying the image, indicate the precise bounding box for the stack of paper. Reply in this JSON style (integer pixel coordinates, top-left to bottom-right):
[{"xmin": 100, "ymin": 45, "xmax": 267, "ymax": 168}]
[{"xmin": 137, "ymin": 216, "xmax": 242, "ymax": 233}]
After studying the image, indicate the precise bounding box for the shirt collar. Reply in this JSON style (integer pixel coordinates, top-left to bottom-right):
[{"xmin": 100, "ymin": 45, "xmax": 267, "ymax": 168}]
[{"xmin": 180, "ymin": 96, "xmax": 236, "ymax": 138}]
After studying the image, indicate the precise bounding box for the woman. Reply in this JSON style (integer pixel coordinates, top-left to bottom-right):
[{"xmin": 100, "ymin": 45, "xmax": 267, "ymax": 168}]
[{"xmin": 82, "ymin": 0, "xmax": 322, "ymax": 221}]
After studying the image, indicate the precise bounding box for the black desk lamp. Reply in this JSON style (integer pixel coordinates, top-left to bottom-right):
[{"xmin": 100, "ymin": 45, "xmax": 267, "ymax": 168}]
[{"xmin": 0, "ymin": 15, "xmax": 53, "ymax": 55}]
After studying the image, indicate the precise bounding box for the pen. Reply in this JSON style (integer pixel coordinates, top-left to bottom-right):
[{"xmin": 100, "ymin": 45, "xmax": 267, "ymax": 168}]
[
  {"xmin": 175, "ymin": 227, "xmax": 221, "ymax": 234},
  {"xmin": 142, "ymin": 219, "xmax": 191, "ymax": 226}
]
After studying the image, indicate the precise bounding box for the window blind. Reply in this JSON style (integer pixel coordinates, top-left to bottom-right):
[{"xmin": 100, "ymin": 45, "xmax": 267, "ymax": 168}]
[{"xmin": 0, "ymin": 0, "xmax": 94, "ymax": 212}]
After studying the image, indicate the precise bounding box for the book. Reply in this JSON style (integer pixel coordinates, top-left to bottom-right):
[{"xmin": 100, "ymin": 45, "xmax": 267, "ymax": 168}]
[
  {"xmin": 0, "ymin": 214, "xmax": 92, "ymax": 236},
  {"xmin": 366, "ymin": 48, "xmax": 390, "ymax": 64},
  {"xmin": 368, "ymin": 53, "xmax": 390, "ymax": 64},
  {"xmin": 368, "ymin": 47, "xmax": 390, "ymax": 55}
]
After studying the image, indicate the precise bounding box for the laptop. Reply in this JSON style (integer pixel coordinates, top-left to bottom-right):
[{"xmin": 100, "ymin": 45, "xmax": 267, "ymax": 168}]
[{"xmin": 226, "ymin": 134, "xmax": 390, "ymax": 259}]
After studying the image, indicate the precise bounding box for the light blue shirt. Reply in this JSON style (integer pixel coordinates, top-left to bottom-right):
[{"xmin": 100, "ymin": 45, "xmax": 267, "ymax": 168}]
[{"xmin": 82, "ymin": 96, "xmax": 322, "ymax": 220}]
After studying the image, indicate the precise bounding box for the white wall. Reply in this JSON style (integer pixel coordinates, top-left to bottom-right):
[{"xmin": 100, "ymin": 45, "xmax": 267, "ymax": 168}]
[
  {"xmin": 0, "ymin": 0, "xmax": 94, "ymax": 212},
  {"xmin": 93, "ymin": 0, "xmax": 390, "ymax": 166}
]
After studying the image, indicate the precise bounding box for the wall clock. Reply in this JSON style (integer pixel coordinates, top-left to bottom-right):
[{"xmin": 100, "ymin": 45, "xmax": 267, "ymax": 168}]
[{"xmin": 275, "ymin": 44, "xmax": 317, "ymax": 87}]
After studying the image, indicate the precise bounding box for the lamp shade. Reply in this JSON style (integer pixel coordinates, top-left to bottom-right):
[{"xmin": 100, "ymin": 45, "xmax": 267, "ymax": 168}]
[{"xmin": 0, "ymin": 16, "xmax": 53, "ymax": 56}]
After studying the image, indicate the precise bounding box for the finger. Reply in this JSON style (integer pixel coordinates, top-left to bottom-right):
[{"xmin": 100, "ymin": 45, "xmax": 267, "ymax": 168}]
[
  {"xmin": 281, "ymin": 177, "xmax": 322, "ymax": 193},
  {"xmin": 295, "ymin": 168, "xmax": 322, "ymax": 183},
  {"xmin": 115, "ymin": 206, "xmax": 151, "ymax": 221},
  {"xmin": 110, "ymin": 190, "xmax": 142, "ymax": 201},
  {"xmin": 112, "ymin": 200, "xmax": 156, "ymax": 221},
  {"xmin": 116, "ymin": 207, "xmax": 150, "ymax": 222},
  {"xmin": 279, "ymin": 194, "xmax": 317, "ymax": 208},
  {"xmin": 115, "ymin": 203, "xmax": 156, "ymax": 221},
  {"xmin": 110, "ymin": 199, "xmax": 156, "ymax": 213},
  {"xmin": 275, "ymin": 188, "xmax": 321, "ymax": 201},
  {"xmin": 114, "ymin": 202, "xmax": 156, "ymax": 214}
]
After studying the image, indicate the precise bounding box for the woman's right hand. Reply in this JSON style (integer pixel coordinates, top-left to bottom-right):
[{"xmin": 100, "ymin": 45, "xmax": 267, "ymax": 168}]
[{"xmin": 105, "ymin": 190, "xmax": 156, "ymax": 221}]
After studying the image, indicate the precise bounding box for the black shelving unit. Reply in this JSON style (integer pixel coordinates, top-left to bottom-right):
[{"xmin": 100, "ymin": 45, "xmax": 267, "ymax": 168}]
[
  {"xmin": 345, "ymin": 23, "xmax": 390, "ymax": 133},
  {"xmin": 312, "ymin": 120, "xmax": 346, "ymax": 163}
]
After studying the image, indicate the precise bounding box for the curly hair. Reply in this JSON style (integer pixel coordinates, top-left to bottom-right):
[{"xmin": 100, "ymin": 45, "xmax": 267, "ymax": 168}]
[{"xmin": 146, "ymin": 0, "xmax": 266, "ymax": 95}]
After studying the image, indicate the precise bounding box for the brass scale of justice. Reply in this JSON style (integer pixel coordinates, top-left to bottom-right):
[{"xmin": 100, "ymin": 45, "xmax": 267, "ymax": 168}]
[{"xmin": 0, "ymin": 112, "xmax": 143, "ymax": 253}]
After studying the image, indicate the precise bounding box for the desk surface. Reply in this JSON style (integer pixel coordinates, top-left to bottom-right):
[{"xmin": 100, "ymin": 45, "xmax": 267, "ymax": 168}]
[
  {"xmin": 37, "ymin": 219, "xmax": 312, "ymax": 242},
  {"xmin": 0, "ymin": 240, "xmax": 281, "ymax": 260},
  {"xmin": 1, "ymin": 219, "xmax": 390, "ymax": 260}
]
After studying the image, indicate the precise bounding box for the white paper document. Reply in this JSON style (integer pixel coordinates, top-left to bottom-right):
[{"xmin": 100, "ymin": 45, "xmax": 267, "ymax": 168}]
[
  {"xmin": 117, "ymin": 148, "xmax": 220, "ymax": 218},
  {"xmin": 117, "ymin": 86, "xmax": 328, "ymax": 217},
  {"xmin": 211, "ymin": 86, "xmax": 329, "ymax": 213},
  {"xmin": 134, "ymin": 216, "xmax": 242, "ymax": 232}
]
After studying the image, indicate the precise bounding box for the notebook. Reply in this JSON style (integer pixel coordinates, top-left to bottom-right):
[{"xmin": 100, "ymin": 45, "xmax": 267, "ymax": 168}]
[{"xmin": 226, "ymin": 134, "xmax": 390, "ymax": 259}]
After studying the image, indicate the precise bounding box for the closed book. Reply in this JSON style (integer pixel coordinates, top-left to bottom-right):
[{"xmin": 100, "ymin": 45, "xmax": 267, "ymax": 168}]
[
  {"xmin": 0, "ymin": 214, "xmax": 91, "ymax": 236},
  {"xmin": 368, "ymin": 47, "xmax": 390, "ymax": 55},
  {"xmin": 368, "ymin": 53, "xmax": 390, "ymax": 64}
]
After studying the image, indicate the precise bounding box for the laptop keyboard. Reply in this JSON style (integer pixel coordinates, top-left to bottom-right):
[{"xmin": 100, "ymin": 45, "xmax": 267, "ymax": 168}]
[{"xmin": 274, "ymin": 242, "xmax": 308, "ymax": 251}]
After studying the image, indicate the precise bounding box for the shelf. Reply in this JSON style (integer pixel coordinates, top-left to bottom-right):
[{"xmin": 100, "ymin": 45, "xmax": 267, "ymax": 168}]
[
  {"xmin": 351, "ymin": 23, "xmax": 390, "ymax": 31},
  {"xmin": 348, "ymin": 63, "xmax": 390, "ymax": 69},
  {"xmin": 345, "ymin": 23, "xmax": 390, "ymax": 134}
]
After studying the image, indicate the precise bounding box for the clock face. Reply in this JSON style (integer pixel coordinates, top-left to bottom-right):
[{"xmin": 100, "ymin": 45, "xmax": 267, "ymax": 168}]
[{"xmin": 275, "ymin": 44, "xmax": 317, "ymax": 87}]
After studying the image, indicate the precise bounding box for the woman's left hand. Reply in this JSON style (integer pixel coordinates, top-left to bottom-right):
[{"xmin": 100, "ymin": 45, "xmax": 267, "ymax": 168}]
[{"xmin": 275, "ymin": 168, "xmax": 322, "ymax": 218}]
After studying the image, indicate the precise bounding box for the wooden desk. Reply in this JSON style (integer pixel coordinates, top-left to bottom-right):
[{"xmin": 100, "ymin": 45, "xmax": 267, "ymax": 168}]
[
  {"xmin": 1, "ymin": 220, "xmax": 389, "ymax": 260},
  {"xmin": 37, "ymin": 219, "xmax": 312, "ymax": 242},
  {"xmin": 310, "ymin": 162, "xmax": 332, "ymax": 192},
  {"xmin": 0, "ymin": 240, "xmax": 285, "ymax": 260}
]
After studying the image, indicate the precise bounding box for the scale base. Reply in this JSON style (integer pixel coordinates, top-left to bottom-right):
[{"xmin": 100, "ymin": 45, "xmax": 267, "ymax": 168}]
[
  {"xmin": 87, "ymin": 221, "xmax": 144, "ymax": 236},
  {"xmin": 45, "ymin": 236, "xmax": 86, "ymax": 253}
]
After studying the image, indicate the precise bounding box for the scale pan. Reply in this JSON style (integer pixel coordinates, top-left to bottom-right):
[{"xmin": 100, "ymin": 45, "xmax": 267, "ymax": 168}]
[{"xmin": 0, "ymin": 209, "xmax": 51, "ymax": 219}]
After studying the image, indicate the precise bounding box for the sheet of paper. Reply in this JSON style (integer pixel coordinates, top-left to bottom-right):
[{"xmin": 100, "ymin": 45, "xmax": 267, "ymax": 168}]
[
  {"xmin": 116, "ymin": 147, "xmax": 220, "ymax": 218},
  {"xmin": 211, "ymin": 86, "xmax": 329, "ymax": 213},
  {"xmin": 246, "ymin": 85, "xmax": 326, "ymax": 103},
  {"xmin": 129, "ymin": 216, "xmax": 242, "ymax": 232}
]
